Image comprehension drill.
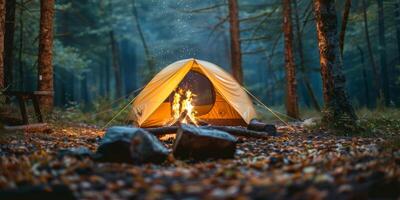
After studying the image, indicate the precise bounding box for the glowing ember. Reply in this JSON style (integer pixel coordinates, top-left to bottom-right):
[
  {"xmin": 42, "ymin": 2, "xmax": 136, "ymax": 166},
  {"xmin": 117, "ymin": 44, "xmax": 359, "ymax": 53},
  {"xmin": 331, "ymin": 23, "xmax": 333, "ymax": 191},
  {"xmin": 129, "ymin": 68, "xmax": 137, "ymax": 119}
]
[{"xmin": 171, "ymin": 88, "xmax": 198, "ymax": 125}]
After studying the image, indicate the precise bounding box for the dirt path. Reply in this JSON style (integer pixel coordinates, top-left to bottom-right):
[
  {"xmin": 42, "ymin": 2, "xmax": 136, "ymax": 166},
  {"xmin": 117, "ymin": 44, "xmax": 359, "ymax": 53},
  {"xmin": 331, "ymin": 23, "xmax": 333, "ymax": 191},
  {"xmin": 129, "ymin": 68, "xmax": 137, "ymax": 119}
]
[{"xmin": 0, "ymin": 124, "xmax": 399, "ymax": 199}]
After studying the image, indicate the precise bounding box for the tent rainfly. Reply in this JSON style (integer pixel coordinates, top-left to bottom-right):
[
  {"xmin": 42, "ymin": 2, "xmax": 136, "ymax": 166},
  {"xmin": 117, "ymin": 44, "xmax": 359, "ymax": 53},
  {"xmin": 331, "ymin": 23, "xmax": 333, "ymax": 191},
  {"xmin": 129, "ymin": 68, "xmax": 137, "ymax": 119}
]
[{"xmin": 131, "ymin": 58, "xmax": 256, "ymax": 127}]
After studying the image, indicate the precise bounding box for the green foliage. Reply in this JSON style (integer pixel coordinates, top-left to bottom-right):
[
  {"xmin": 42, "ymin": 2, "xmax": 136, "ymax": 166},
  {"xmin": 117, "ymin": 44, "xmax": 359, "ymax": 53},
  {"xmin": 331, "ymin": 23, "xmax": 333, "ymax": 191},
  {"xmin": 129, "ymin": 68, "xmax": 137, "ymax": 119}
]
[{"xmin": 53, "ymin": 40, "xmax": 91, "ymax": 77}]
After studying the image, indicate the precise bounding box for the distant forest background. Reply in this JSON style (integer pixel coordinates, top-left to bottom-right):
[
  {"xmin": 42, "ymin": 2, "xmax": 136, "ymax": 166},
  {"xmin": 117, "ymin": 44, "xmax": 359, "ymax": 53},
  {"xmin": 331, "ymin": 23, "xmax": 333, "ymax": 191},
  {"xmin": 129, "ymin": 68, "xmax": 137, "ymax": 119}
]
[{"xmin": 4, "ymin": 0, "xmax": 400, "ymax": 111}]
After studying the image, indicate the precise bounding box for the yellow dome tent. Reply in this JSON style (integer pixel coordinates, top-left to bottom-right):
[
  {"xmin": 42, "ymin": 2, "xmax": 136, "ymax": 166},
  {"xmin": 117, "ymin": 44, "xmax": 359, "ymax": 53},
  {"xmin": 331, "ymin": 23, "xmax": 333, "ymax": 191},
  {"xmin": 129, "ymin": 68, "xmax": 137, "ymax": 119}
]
[{"xmin": 131, "ymin": 58, "xmax": 257, "ymax": 127}]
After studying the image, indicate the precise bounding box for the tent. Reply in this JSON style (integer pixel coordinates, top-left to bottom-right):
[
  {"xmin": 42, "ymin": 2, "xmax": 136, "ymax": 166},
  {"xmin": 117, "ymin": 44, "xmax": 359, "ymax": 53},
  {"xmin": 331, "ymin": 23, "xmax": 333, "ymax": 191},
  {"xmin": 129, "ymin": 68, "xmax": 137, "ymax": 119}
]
[{"xmin": 131, "ymin": 58, "xmax": 256, "ymax": 127}]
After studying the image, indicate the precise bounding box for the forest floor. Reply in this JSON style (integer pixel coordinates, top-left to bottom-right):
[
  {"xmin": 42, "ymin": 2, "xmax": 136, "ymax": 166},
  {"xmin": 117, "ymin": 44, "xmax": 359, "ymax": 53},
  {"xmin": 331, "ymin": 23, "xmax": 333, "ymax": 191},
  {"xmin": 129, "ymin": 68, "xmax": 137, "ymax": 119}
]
[{"xmin": 0, "ymin": 121, "xmax": 399, "ymax": 200}]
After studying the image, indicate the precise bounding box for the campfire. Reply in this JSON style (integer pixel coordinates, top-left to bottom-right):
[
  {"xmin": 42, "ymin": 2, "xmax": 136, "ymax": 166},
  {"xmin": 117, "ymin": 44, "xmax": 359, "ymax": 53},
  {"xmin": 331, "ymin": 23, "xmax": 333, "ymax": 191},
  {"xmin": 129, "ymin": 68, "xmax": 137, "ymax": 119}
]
[{"xmin": 169, "ymin": 88, "xmax": 198, "ymax": 126}]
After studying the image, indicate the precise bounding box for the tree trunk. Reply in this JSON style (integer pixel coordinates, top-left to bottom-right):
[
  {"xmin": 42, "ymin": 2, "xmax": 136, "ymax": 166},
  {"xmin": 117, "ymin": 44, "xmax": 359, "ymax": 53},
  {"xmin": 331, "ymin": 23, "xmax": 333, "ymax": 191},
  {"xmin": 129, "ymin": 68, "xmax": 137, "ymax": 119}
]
[
  {"xmin": 18, "ymin": 0, "xmax": 23, "ymax": 90},
  {"xmin": 357, "ymin": 46, "xmax": 370, "ymax": 107},
  {"xmin": 105, "ymin": 52, "xmax": 110, "ymax": 98},
  {"xmin": 377, "ymin": 0, "xmax": 389, "ymax": 105},
  {"xmin": 4, "ymin": 0, "xmax": 15, "ymax": 90},
  {"xmin": 339, "ymin": 0, "xmax": 351, "ymax": 54},
  {"xmin": 68, "ymin": 71, "xmax": 74, "ymax": 102},
  {"xmin": 228, "ymin": 0, "xmax": 243, "ymax": 84},
  {"xmin": 282, "ymin": 0, "xmax": 299, "ymax": 119},
  {"xmin": 99, "ymin": 59, "xmax": 105, "ymax": 97},
  {"xmin": 313, "ymin": 0, "xmax": 357, "ymax": 125},
  {"xmin": 293, "ymin": 0, "xmax": 321, "ymax": 112},
  {"xmin": 0, "ymin": 0, "xmax": 5, "ymax": 92},
  {"xmin": 362, "ymin": 0, "xmax": 382, "ymax": 104},
  {"xmin": 80, "ymin": 72, "xmax": 89, "ymax": 105},
  {"xmin": 37, "ymin": 0, "xmax": 55, "ymax": 112},
  {"xmin": 110, "ymin": 30, "xmax": 122, "ymax": 98},
  {"xmin": 132, "ymin": 0, "xmax": 155, "ymax": 83},
  {"xmin": 395, "ymin": 0, "xmax": 400, "ymax": 63}
]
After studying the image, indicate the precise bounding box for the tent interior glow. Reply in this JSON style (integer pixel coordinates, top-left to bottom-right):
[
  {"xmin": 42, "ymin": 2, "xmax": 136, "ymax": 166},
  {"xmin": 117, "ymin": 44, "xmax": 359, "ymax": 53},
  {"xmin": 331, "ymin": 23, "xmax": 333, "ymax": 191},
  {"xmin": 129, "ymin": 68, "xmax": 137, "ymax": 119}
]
[{"xmin": 131, "ymin": 59, "xmax": 257, "ymax": 127}]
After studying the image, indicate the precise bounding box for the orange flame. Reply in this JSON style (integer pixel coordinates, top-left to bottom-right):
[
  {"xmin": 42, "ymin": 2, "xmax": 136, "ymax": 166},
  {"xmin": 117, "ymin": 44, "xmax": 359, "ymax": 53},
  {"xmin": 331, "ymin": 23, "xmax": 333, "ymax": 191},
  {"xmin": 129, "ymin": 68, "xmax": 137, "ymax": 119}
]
[{"xmin": 172, "ymin": 89, "xmax": 198, "ymax": 125}]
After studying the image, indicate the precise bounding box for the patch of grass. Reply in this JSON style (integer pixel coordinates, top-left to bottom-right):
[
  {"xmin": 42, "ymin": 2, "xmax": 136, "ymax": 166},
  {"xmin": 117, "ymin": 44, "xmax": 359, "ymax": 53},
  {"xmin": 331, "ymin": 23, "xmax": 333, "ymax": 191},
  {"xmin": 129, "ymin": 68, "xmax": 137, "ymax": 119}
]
[
  {"xmin": 302, "ymin": 108, "xmax": 400, "ymax": 149},
  {"xmin": 356, "ymin": 107, "xmax": 400, "ymax": 137},
  {"xmin": 50, "ymin": 97, "xmax": 133, "ymax": 127}
]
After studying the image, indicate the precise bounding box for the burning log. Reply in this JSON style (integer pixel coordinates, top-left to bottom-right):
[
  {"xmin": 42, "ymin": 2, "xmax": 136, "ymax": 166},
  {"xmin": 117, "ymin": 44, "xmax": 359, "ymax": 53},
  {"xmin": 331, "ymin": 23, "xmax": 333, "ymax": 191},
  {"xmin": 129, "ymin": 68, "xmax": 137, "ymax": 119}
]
[
  {"xmin": 167, "ymin": 110, "xmax": 188, "ymax": 126},
  {"xmin": 173, "ymin": 124, "xmax": 237, "ymax": 160},
  {"xmin": 247, "ymin": 119, "xmax": 277, "ymax": 135}
]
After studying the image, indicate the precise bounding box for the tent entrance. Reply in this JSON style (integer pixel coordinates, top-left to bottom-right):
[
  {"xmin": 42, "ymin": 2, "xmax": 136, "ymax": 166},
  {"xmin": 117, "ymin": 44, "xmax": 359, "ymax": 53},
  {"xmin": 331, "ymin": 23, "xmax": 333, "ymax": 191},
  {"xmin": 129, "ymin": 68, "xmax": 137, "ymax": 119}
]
[
  {"xmin": 166, "ymin": 70, "xmax": 215, "ymax": 116},
  {"xmin": 142, "ymin": 69, "xmax": 245, "ymax": 127}
]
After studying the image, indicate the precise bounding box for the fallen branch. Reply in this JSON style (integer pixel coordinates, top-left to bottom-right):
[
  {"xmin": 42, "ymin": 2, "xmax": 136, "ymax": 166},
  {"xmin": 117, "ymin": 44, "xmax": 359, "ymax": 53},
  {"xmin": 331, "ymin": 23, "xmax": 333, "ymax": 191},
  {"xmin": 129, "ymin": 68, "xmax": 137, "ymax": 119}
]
[{"xmin": 145, "ymin": 125, "xmax": 279, "ymax": 138}]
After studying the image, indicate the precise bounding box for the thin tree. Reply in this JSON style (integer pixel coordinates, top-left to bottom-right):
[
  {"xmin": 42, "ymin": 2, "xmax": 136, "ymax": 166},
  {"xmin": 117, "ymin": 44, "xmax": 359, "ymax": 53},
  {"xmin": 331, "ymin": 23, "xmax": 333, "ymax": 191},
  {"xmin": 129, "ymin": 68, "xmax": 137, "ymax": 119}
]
[
  {"xmin": 377, "ymin": 0, "xmax": 389, "ymax": 105},
  {"xmin": 313, "ymin": 0, "xmax": 357, "ymax": 125},
  {"xmin": 362, "ymin": 0, "xmax": 381, "ymax": 104},
  {"xmin": 293, "ymin": 0, "xmax": 321, "ymax": 112},
  {"xmin": 37, "ymin": 0, "xmax": 55, "ymax": 112},
  {"xmin": 18, "ymin": 0, "xmax": 23, "ymax": 90},
  {"xmin": 107, "ymin": 1, "xmax": 122, "ymax": 98},
  {"xmin": 0, "ymin": 0, "xmax": 4, "ymax": 92},
  {"xmin": 339, "ymin": 0, "xmax": 351, "ymax": 54},
  {"xmin": 228, "ymin": 0, "xmax": 243, "ymax": 84},
  {"xmin": 132, "ymin": 0, "xmax": 155, "ymax": 83},
  {"xmin": 4, "ymin": 0, "xmax": 15, "ymax": 90},
  {"xmin": 395, "ymin": 0, "xmax": 400, "ymax": 62},
  {"xmin": 109, "ymin": 30, "xmax": 122, "ymax": 98},
  {"xmin": 357, "ymin": 46, "xmax": 370, "ymax": 107},
  {"xmin": 282, "ymin": 0, "xmax": 299, "ymax": 119}
]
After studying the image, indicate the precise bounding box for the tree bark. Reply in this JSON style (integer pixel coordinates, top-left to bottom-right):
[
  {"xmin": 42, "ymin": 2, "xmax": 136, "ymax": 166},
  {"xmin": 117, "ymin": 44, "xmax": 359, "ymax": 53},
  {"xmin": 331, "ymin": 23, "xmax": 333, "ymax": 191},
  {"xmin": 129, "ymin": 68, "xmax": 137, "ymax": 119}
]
[
  {"xmin": 37, "ymin": 0, "xmax": 55, "ymax": 112},
  {"xmin": 131, "ymin": 0, "xmax": 155, "ymax": 83},
  {"xmin": 293, "ymin": 0, "xmax": 321, "ymax": 112},
  {"xmin": 4, "ymin": 0, "xmax": 15, "ymax": 90},
  {"xmin": 0, "ymin": 0, "xmax": 5, "ymax": 91},
  {"xmin": 228, "ymin": 0, "xmax": 243, "ymax": 84},
  {"xmin": 357, "ymin": 46, "xmax": 370, "ymax": 107},
  {"xmin": 339, "ymin": 0, "xmax": 351, "ymax": 54},
  {"xmin": 377, "ymin": 0, "xmax": 389, "ymax": 105},
  {"xmin": 362, "ymin": 0, "xmax": 382, "ymax": 104},
  {"xmin": 282, "ymin": 0, "xmax": 299, "ymax": 119},
  {"xmin": 110, "ymin": 30, "xmax": 122, "ymax": 98},
  {"xmin": 313, "ymin": 0, "xmax": 357, "ymax": 124}
]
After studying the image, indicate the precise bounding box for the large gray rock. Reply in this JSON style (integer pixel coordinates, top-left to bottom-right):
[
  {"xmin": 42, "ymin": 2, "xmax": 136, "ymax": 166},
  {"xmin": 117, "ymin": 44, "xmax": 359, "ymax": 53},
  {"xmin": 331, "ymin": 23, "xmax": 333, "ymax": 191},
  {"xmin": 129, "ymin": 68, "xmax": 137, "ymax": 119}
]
[
  {"xmin": 173, "ymin": 124, "xmax": 237, "ymax": 160},
  {"xmin": 96, "ymin": 126, "xmax": 169, "ymax": 164}
]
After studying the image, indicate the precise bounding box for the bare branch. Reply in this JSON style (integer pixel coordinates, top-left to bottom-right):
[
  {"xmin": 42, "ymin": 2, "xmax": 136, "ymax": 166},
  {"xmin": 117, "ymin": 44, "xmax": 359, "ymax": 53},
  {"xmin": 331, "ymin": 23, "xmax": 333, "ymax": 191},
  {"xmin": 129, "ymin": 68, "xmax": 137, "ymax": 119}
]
[
  {"xmin": 240, "ymin": 11, "xmax": 272, "ymax": 22},
  {"xmin": 179, "ymin": 3, "xmax": 227, "ymax": 13},
  {"xmin": 207, "ymin": 15, "xmax": 229, "ymax": 41},
  {"xmin": 240, "ymin": 36, "xmax": 270, "ymax": 42},
  {"xmin": 243, "ymin": 48, "xmax": 268, "ymax": 55}
]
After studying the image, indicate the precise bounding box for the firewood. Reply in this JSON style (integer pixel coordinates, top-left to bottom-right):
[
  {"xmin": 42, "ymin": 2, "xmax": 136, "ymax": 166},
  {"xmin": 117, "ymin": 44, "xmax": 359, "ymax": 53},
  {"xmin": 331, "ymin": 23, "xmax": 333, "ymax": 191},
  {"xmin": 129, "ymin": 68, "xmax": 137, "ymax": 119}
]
[
  {"xmin": 173, "ymin": 124, "xmax": 237, "ymax": 160},
  {"xmin": 145, "ymin": 125, "xmax": 279, "ymax": 138},
  {"xmin": 203, "ymin": 126, "xmax": 278, "ymax": 138},
  {"xmin": 167, "ymin": 110, "xmax": 188, "ymax": 126},
  {"xmin": 247, "ymin": 119, "xmax": 277, "ymax": 135}
]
